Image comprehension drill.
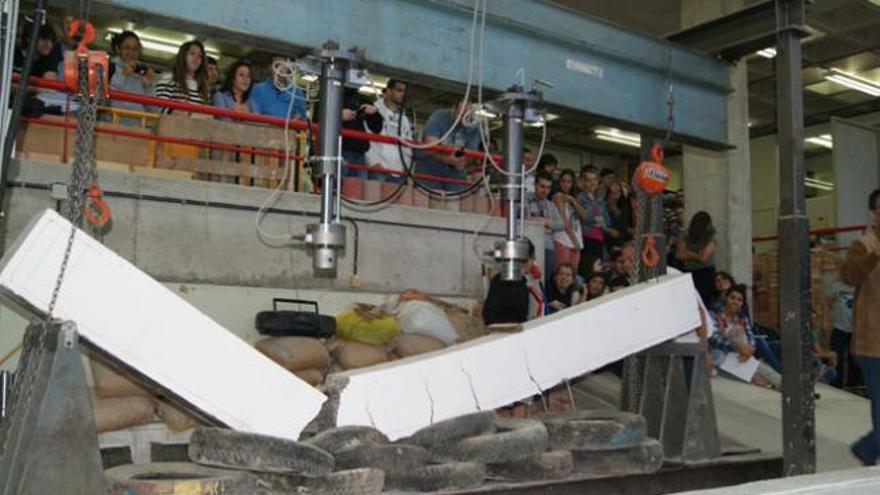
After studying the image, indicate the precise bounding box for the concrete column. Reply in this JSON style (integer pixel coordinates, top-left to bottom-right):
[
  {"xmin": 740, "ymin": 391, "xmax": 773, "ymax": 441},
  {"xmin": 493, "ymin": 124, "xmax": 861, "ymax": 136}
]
[
  {"xmin": 681, "ymin": 0, "xmax": 753, "ymax": 287},
  {"xmin": 831, "ymin": 118, "xmax": 880, "ymax": 247}
]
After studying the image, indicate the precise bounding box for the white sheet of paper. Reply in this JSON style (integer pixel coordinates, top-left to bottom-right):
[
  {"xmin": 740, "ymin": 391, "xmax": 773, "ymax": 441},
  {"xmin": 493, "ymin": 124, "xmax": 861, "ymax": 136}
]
[{"xmin": 719, "ymin": 353, "xmax": 760, "ymax": 382}]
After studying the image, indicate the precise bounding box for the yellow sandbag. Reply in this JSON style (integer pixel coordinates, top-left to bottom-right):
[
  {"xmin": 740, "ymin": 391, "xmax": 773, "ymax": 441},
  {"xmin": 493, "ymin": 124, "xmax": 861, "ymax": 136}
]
[{"xmin": 335, "ymin": 304, "xmax": 400, "ymax": 346}]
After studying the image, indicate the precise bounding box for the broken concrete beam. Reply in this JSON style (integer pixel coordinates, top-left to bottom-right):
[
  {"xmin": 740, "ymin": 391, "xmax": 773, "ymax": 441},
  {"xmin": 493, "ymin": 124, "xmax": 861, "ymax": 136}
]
[
  {"xmin": 333, "ymin": 274, "xmax": 700, "ymax": 440},
  {"xmin": 0, "ymin": 209, "xmax": 325, "ymax": 440}
]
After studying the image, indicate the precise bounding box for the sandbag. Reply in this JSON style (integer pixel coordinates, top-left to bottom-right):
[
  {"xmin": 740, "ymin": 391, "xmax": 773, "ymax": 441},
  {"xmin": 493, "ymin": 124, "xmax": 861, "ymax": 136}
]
[
  {"xmin": 93, "ymin": 396, "xmax": 156, "ymax": 433},
  {"xmin": 91, "ymin": 360, "xmax": 153, "ymax": 399},
  {"xmin": 294, "ymin": 368, "xmax": 325, "ymax": 387},
  {"xmin": 157, "ymin": 400, "xmax": 201, "ymax": 433},
  {"xmin": 445, "ymin": 306, "xmax": 487, "ymax": 342},
  {"xmin": 336, "ymin": 304, "xmax": 401, "ymax": 346},
  {"xmin": 255, "ymin": 336, "xmax": 330, "ymax": 371},
  {"xmin": 397, "ymin": 301, "xmax": 458, "ymax": 345},
  {"xmin": 393, "ymin": 334, "xmax": 446, "ymax": 358},
  {"xmin": 334, "ymin": 341, "xmax": 389, "ymax": 370}
]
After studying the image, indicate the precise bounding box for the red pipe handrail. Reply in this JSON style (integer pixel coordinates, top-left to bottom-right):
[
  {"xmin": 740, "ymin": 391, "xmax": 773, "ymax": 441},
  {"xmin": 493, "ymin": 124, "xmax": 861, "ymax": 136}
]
[
  {"xmin": 17, "ymin": 74, "xmax": 503, "ymax": 163},
  {"xmin": 752, "ymin": 224, "xmax": 868, "ymax": 243},
  {"xmin": 21, "ymin": 116, "xmax": 302, "ymax": 160}
]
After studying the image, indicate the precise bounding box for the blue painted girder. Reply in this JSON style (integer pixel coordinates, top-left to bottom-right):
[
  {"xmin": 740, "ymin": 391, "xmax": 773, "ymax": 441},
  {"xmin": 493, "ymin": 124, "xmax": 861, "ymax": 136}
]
[{"xmin": 94, "ymin": 0, "xmax": 733, "ymax": 148}]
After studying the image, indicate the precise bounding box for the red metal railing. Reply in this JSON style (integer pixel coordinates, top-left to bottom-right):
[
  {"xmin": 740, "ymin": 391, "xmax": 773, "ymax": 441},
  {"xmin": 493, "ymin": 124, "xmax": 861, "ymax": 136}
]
[{"xmin": 17, "ymin": 75, "xmax": 502, "ymax": 163}]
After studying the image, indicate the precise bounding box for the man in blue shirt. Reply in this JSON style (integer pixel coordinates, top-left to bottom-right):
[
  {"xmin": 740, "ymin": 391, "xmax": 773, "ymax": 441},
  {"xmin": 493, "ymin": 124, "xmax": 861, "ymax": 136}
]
[
  {"xmin": 250, "ymin": 56, "xmax": 307, "ymax": 119},
  {"xmin": 415, "ymin": 102, "xmax": 480, "ymax": 192}
]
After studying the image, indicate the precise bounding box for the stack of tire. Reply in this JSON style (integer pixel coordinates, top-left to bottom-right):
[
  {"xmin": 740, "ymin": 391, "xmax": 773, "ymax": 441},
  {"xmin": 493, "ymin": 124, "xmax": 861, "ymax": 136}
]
[
  {"xmin": 104, "ymin": 409, "xmax": 663, "ymax": 494},
  {"xmin": 537, "ymin": 409, "xmax": 664, "ymax": 477}
]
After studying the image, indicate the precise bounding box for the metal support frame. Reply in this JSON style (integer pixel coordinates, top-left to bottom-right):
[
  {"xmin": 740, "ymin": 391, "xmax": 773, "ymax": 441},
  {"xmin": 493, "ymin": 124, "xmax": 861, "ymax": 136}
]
[
  {"xmin": 667, "ymin": 0, "xmax": 809, "ymax": 62},
  {"xmin": 775, "ymin": 0, "xmax": 815, "ymax": 476},
  {"xmin": 621, "ymin": 137, "xmax": 719, "ymax": 463},
  {"xmin": 0, "ymin": 321, "xmax": 107, "ymax": 495}
]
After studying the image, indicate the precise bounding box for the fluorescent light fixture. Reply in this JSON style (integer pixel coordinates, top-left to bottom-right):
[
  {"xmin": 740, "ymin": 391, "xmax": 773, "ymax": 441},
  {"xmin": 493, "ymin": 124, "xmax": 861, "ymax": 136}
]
[
  {"xmin": 474, "ymin": 107, "xmax": 498, "ymax": 119},
  {"xmin": 106, "ymin": 28, "xmax": 221, "ymax": 59},
  {"xmin": 805, "ymin": 134, "xmax": 833, "ymax": 148},
  {"xmin": 756, "ymin": 47, "xmax": 776, "ymax": 58},
  {"xmin": 804, "ymin": 177, "xmax": 834, "ymax": 191},
  {"xmin": 301, "ymin": 74, "xmax": 319, "ymax": 82},
  {"xmin": 825, "ymin": 68, "xmax": 880, "ymax": 97},
  {"xmin": 357, "ymin": 86, "xmax": 383, "ymax": 95},
  {"xmin": 593, "ymin": 127, "xmax": 641, "ymax": 148},
  {"xmin": 525, "ymin": 113, "xmax": 560, "ymax": 128}
]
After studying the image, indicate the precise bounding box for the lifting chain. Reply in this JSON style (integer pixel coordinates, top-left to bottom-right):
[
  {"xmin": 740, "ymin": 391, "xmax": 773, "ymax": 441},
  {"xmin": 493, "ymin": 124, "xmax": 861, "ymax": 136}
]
[{"xmin": 47, "ymin": 56, "xmax": 105, "ymax": 318}]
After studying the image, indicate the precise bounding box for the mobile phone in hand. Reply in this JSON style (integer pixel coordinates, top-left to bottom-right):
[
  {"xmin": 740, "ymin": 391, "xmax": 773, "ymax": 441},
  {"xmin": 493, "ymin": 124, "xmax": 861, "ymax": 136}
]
[{"xmin": 134, "ymin": 63, "xmax": 148, "ymax": 76}]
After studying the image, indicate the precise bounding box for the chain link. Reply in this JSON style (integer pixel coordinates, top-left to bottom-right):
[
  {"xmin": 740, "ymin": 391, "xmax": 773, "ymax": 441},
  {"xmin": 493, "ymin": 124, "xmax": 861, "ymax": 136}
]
[
  {"xmin": 47, "ymin": 59, "xmax": 102, "ymax": 318},
  {"xmin": 0, "ymin": 323, "xmax": 48, "ymax": 462}
]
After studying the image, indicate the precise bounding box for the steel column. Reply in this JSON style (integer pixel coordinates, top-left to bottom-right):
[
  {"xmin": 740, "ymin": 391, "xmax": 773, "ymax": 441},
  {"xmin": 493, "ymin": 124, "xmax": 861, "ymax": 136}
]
[{"xmin": 775, "ymin": 0, "xmax": 814, "ymax": 476}]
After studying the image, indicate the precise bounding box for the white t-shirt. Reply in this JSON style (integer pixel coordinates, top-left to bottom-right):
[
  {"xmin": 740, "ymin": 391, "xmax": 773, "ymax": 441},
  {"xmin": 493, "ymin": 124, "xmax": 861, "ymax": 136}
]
[{"xmin": 365, "ymin": 98, "xmax": 412, "ymax": 173}]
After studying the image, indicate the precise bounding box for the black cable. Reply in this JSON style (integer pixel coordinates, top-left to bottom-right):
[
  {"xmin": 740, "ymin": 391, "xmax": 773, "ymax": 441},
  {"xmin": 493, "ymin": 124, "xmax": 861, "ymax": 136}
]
[
  {"xmin": 340, "ymin": 104, "xmax": 411, "ymax": 207},
  {"xmin": 396, "ymin": 107, "xmax": 485, "ymax": 199},
  {"xmin": 0, "ymin": 0, "xmax": 46, "ymax": 216}
]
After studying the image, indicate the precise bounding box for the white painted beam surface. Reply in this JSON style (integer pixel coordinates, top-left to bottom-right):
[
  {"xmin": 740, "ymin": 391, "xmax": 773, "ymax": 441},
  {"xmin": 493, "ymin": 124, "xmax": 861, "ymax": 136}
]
[
  {"xmin": 0, "ymin": 209, "xmax": 325, "ymax": 440},
  {"xmin": 335, "ymin": 274, "xmax": 700, "ymax": 440}
]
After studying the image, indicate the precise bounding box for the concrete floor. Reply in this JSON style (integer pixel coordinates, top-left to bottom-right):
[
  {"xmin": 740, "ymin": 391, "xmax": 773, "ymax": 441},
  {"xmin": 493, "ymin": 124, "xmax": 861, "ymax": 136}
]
[
  {"xmin": 712, "ymin": 376, "xmax": 870, "ymax": 473},
  {"xmin": 577, "ymin": 373, "xmax": 871, "ymax": 473}
]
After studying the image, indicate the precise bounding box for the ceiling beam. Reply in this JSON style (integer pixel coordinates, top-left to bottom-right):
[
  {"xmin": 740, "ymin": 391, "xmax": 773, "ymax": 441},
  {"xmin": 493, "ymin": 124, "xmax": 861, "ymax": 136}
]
[{"xmin": 85, "ymin": 0, "xmax": 733, "ymax": 149}]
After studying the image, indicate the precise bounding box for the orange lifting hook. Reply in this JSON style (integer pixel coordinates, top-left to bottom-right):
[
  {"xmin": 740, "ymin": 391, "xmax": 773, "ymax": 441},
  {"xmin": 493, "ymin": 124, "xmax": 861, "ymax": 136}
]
[
  {"xmin": 83, "ymin": 184, "xmax": 111, "ymax": 227},
  {"xmin": 641, "ymin": 234, "xmax": 661, "ymax": 268}
]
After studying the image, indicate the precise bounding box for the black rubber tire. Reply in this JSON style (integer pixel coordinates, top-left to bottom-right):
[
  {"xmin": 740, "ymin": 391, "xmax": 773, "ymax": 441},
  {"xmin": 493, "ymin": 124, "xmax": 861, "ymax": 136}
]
[
  {"xmin": 391, "ymin": 462, "xmax": 486, "ymax": 492},
  {"xmin": 188, "ymin": 427, "xmax": 334, "ymax": 476},
  {"xmin": 401, "ymin": 411, "xmax": 495, "ymax": 448},
  {"xmin": 304, "ymin": 467, "xmax": 385, "ymax": 495},
  {"xmin": 105, "ymin": 462, "xmax": 255, "ymax": 494},
  {"xmin": 333, "ymin": 444, "xmax": 428, "ymax": 475},
  {"xmin": 305, "ymin": 426, "xmax": 388, "ymax": 454},
  {"xmin": 252, "ymin": 472, "xmax": 307, "ymax": 493},
  {"xmin": 570, "ymin": 438, "xmax": 664, "ymax": 476},
  {"xmin": 488, "ymin": 450, "xmax": 573, "ymax": 481},
  {"xmin": 430, "ymin": 418, "xmax": 549, "ymax": 464},
  {"xmin": 540, "ymin": 409, "xmax": 646, "ymax": 450}
]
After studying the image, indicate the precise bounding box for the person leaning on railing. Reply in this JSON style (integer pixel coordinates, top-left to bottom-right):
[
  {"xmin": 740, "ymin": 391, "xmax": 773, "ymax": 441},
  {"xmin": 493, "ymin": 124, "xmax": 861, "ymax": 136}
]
[
  {"xmin": 152, "ymin": 40, "xmax": 211, "ymax": 112},
  {"xmin": 107, "ymin": 31, "xmax": 155, "ymax": 121},
  {"xmin": 212, "ymin": 60, "xmax": 256, "ymax": 116}
]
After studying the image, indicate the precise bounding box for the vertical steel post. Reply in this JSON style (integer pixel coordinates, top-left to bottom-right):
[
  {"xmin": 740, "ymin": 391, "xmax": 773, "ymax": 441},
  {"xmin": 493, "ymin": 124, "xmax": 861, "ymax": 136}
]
[{"xmin": 775, "ymin": 0, "xmax": 815, "ymax": 476}]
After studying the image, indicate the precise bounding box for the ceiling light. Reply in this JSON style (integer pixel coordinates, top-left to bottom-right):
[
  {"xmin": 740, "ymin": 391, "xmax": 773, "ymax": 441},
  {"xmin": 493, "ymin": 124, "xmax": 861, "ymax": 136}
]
[
  {"xmin": 804, "ymin": 178, "xmax": 834, "ymax": 192},
  {"xmin": 474, "ymin": 106, "xmax": 498, "ymax": 119},
  {"xmin": 805, "ymin": 134, "xmax": 833, "ymax": 148},
  {"xmin": 357, "ymin": 86, "xmax": 382, "ymax": 95},
  {"xmin": 825, "ymin": 68, "xmax": 880, "ymax": 97},
  {"xmin": 525, "ymin": 112, "xmax": 560, "ymax": 128},
  {"xmin": 593, "ymin": 127, "xmax": 641, "ymax": 148},
  {"xmin": 756, "ymin": 47, "xmax": 776, "ymax": 59},
  {"xmin": 301, "ymin": 74, "xmax": 319, "ymax": 82},
  {"xmin": 106, "ymin": 28, "xmax": 221, "ymax": 59}
]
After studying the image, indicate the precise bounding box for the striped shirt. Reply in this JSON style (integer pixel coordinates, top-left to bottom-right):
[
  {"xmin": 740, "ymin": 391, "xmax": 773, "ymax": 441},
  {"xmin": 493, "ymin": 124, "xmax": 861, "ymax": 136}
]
[{"xmin": 152, "ymin": 72, "xmax": 206, "ymax": 113}]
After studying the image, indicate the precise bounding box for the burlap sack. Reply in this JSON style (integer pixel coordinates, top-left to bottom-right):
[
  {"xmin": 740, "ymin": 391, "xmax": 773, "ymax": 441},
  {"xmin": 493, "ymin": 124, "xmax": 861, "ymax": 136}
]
[
  {"xmin": 156, "ymin": 401, "xmax": 201, "ymax": 433},
  {"xmin": 255, "ymin": 336, "xmax": 330, "ymax": 371},
  {"xmin": 333, "ymin": 341, "xmax": 389, "ymax": 370},
  {"xmin": 91, "ymin": 360, "xmax": 152, "ymax": 399},
  {"xmin": 93, "ymin": 396, "xmax": 156, "ymax": 433},
  {"xmin": 294, "ymin": 368, "xmax": 325, "ymax": 387},
  {"xmin": 393, "ymin": 334, "xmax": 446, "ymax": 358}
]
